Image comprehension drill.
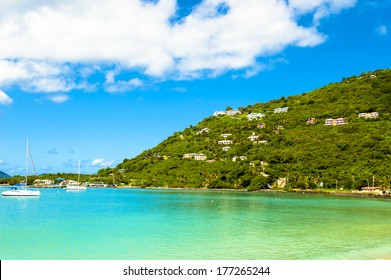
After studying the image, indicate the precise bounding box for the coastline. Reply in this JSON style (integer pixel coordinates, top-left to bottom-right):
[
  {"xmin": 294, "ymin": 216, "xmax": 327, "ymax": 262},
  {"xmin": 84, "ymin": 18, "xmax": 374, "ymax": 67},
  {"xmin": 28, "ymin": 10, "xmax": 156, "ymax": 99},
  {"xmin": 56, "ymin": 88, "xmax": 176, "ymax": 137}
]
[
  {"xmin": 26, "ymin": 184, "xmax": 391, "ymax": 199},
  {"xmin": 115, "ymin": 185, "xmax": 391, "ymax": 199}
]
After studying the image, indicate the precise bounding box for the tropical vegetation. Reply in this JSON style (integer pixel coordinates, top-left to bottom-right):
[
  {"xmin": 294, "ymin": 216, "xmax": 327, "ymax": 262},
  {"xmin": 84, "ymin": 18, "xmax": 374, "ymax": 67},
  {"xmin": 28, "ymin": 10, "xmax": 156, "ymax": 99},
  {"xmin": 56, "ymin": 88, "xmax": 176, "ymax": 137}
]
[{"xmin": 99, "ymin": 69, "xmax": 391, "ymax": 191}]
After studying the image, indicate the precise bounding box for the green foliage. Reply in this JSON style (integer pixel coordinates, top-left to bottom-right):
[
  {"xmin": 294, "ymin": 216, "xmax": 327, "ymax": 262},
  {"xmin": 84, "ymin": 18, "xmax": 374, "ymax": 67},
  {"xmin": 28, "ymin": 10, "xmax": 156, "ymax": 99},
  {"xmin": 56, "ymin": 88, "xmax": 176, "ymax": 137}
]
[{"xmin": 103, "ymin": 69, "xmax": 391, "ymax": 191}]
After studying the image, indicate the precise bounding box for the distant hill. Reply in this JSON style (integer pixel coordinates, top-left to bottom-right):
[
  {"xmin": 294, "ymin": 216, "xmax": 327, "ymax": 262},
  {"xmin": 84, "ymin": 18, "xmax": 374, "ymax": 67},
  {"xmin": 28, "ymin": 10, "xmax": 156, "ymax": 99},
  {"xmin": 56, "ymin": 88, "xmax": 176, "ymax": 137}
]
[
  {"xmin": 98, "ymin": 69, "xmax": 391, "ymax": 190},
  {"xmin": 0, "ymin": 171, "xmax": 11, "ymax": 178}
]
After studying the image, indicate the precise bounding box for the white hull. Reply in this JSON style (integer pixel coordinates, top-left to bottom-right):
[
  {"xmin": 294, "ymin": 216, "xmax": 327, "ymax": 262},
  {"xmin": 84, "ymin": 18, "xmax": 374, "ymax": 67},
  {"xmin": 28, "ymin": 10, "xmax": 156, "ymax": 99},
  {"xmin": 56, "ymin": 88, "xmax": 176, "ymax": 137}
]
[
  {"xmin": 65, "ymin": 185, "xmax": 87, "ymax": 191},
  {"xmin": 2, "ymin": 189, "xmax": 40, "ymax": 196}
]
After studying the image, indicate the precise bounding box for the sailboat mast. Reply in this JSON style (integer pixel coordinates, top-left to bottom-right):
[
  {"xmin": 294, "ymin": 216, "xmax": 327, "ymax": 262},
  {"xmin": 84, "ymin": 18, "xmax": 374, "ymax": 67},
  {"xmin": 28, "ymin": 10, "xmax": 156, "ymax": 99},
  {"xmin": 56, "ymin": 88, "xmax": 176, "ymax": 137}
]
[
  {"xmin": 25, "ymin": 138, "xmax": 29, "ymax": 187},
  {"xmin": 78, "ymin": 160, "xmax": 81, "ymax": 184}
]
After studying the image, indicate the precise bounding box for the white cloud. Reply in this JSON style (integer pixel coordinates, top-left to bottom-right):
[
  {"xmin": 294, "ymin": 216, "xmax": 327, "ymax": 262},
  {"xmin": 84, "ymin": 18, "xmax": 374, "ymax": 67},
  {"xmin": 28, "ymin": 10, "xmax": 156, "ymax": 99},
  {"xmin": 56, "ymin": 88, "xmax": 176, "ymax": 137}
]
[
  {"xmin": 91, "ymin": 158, "xmax": 115, "ymax": 167},
  {"xmin": 376, "ymin": 25, "xmax": 388, "ymax": 36},
  {"xmin": 105, "ymin": 72, "xmax": 144, "ymax": 92},
  {"xmin": 47, "ymin": 94, "xmax": 69, "ymax": 103},
  {"xmin": 288, "ymin": 0, "xmax": 356, "ymax": 24},
  {"xmin": 0, "ymin": 0, "xmax": 356, "ymax": 92},
  {"xmin": 0, "ymin": 159, "xmax": 6, "ymax": 165},
  {"xmin": 0, "ymin": 89, "xmax": 13, "ymax": 105}
]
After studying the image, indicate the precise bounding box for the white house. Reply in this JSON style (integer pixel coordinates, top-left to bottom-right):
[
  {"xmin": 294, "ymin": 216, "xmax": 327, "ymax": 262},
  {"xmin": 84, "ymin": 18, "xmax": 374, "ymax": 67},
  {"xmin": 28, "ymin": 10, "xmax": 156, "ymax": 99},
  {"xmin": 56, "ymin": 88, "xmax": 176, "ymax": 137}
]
[
  {"xmin": 248, "ymin": 135, "xmax": 259, "ymax": 141},
  {"xmin": 194, "ymin": 154, "xmax": 207, "ymax": 161},
  {"xmin": 34, "ymin": 179, "xmax": 54, "ymax": 186},
  {"xmin": 358, "ymin": 112, "xmax": 379, "ymax": 119},
  {"xmin": 196, "ymin": 128, "xmax": 211, "ymax": 135},
  {"xmin": 214, "ymin": 111, "xmax": 226, "ymax": 117},
  {"xmin": 274, "ymin": 107, "xmax": 288, "ymax": 113},
  {"xmin": 325, "ymin": 118, "xmax": 347, "ymax": 126},
  {"xmin": 232, "ymin": 156, "xmax": 247, "ymax": 162},
  {"xmin": 247, "ymin": 112, "xmax": 265, "ymax": 120},
  {"xmin": 335, "ymin": 118, "xmax": 346, "ymax": 125},
  {"xmin": 222, "ymin": 146, "xmax": 231, "ymax": 151},
  {"xmin": 183, "ymin": 153, "xmax": 207, "ymax": 160},
  {"xmin": 221, "ymin": 133, "xmax": 232, "ymax": 138},
  {"xmin": 324, "ymin": 118, "xmax": 334, "ymax": 125},
  {"xmin": 183, "ymin": 153, "xmax": 197, "ymax": 159},
  {"xmin": 226, "ymin": 109, "xmax": 241, "ymax": 116},
  {"xmin": 218, "ymin": 140, "xmax": 233, "ymax": 145}
]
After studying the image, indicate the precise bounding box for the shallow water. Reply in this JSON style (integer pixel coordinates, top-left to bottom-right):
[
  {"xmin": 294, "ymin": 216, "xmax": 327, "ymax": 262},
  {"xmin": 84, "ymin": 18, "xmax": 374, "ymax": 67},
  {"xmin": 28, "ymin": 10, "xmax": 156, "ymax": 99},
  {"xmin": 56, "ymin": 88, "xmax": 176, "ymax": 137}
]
[{"xmin": 0, "ymin": 188, "xmax": 390, "ymax": 260}]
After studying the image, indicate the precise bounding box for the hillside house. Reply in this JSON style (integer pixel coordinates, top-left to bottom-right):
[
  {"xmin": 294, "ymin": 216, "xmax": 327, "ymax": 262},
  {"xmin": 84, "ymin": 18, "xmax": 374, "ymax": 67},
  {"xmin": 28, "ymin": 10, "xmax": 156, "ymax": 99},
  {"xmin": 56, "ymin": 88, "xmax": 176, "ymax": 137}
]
[
  {"xmin": 248, "ymin": 135, "xmax": 259, "ymax": 141},
  {"xmin": 274, "ymin": 107, "xmax": 288, "ymax": 113},
  {"xmin": 226, "ymin": 109, "xmax": 241, "ymax": 116},
  {"xmin": 194, "ymin": 154, "xmax": 207, "ymax": 161},
  {"xmin": 196, "ymin": 128, "xmax": 211, "ymax": 135},
  {"xmin": 222, "ymin": 146, "xmax": 231, "ymax": 151},
  {"xmin": 218, "ymin": 140, "xmax": 233, "ymax": 145},
  {"xmin": 324, "ymin": 118, "xmax": 346, "ymax": 126},
  {"xmin": 214, "ymin": 111, "xmax": 226, "ymax": 117},
  {"xmin": 307, "ymin": 118, "xmax": 317, "ymax": 125},
  {"xmin": 221, "ymin": 133, "xmax": 232, "ymax": 138},
  {"xmin": 258, "ymin": 123, "xmax": 266, "ymax": 129},
  {"xmin": 183, "ymin": 153, "xmax": 197, "ymax": 159},
  {"xmin": 214, "ymin": 109, "xmax": 241, "ymax": 117},
  {"xmin": 232, "ymin": 156, "xmax": 247, "ymax": 162},
  {"xmin": 254, "ymin": 140, "xmax": 267, "ymax": 145},
  {"xmin": 335, "ymin": 118, "xmax": 346, "ymax": 125},
  {"xmin": 183, "ymin": 153, "xmax": 207, "ymax": 160},
  {"xmin": 358, "ymin": 112, "xmax": 379, "ymax": 119},
  {"xmin": 247, "ymin": 112, "xmax": 265, "ymax": 120}
]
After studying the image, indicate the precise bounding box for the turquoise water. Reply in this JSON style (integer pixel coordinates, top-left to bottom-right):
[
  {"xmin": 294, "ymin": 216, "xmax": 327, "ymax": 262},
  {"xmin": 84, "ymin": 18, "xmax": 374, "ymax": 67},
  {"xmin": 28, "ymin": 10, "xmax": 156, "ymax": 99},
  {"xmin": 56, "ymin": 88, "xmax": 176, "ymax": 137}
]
[{"xmin": 0, "ymin": 188, "xmax": 390, "ymax": 260}]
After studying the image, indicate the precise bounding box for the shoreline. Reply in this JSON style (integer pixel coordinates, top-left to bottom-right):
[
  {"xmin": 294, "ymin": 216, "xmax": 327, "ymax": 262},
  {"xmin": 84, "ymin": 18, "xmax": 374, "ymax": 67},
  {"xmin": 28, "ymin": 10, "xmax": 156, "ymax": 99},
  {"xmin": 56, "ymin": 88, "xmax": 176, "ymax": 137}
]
[
  {"xmin": 22, "ymin": 184, "xmax": 391, "ymax": 199},
  {"xmin": 115, "ymin": 185, "xmax": 391, "ymax": 199}
]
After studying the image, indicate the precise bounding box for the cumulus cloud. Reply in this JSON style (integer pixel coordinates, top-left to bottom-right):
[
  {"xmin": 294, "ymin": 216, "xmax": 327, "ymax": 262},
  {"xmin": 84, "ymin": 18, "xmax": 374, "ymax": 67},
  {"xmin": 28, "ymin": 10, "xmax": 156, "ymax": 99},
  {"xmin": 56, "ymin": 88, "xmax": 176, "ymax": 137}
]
[
  {"xmin": 0, "ymin": 89, "xmax": 13, "ymax": 105},
  {"xmin": 0, "ymin": 159, "xmax": 6, "ymax": 165},
  {"xmin": 0, "ymin": 0, "xmax": 356, "ymax": 92},
  {"xmin": 91, "ymin": 158, "xmax": 115, "ymax": 167}
]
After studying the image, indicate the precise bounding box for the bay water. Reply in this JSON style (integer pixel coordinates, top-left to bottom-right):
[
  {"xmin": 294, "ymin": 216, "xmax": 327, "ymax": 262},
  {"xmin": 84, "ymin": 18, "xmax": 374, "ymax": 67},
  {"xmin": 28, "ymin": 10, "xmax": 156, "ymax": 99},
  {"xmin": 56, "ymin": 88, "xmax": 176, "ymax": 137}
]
[{"xmin": 1, "ymin": 188, "xmax": 390, "ymax": 260}]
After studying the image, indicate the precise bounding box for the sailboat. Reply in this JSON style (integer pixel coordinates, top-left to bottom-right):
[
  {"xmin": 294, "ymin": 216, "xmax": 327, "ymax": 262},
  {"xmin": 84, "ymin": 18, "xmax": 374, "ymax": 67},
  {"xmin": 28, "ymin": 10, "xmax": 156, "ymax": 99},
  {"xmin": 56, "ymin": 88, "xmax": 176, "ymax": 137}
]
[
  {"xmin": 1, "ymin": 139, "xmax": 40, "ymax": 197},
  {"xmin": 65, "ymin": 160, "xmax": 87, "ymax": 191}
]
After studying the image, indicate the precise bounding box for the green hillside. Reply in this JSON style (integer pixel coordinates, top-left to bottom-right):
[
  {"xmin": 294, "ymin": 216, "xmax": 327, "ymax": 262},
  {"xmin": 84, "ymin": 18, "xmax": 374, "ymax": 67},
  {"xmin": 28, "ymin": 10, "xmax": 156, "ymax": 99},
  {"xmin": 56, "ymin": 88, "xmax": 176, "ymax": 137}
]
[{"xmin": 99, "ymin": 69, "xmax": 391, "ymax": 191}]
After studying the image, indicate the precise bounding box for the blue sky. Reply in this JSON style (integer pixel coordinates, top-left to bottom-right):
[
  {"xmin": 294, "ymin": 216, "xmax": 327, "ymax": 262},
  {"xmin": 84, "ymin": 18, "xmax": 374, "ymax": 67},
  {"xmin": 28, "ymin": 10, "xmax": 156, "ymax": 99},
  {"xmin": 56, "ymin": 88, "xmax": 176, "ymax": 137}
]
[{"xmin": 0, "ymin": 0, "xmax": 390, "ymax": 175}]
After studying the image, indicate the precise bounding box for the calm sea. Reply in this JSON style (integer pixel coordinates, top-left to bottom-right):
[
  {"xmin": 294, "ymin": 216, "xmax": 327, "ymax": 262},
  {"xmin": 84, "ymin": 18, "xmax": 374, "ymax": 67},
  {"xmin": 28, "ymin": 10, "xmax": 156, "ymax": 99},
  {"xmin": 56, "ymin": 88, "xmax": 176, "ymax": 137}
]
[{"xmin": 0, "ymin": 188, "xmax": 390, "ymax": 260}]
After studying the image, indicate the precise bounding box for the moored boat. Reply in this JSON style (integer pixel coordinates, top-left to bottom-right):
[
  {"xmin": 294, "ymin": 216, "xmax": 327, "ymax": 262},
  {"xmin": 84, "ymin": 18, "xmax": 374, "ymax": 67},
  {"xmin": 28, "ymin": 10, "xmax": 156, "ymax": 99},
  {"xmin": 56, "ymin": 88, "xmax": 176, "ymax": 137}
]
[
  {"xmin": 65, "ymin": 160, "xmax": 87, "ymax": 191},
  {"xmin": 2, "ymin": 186, "xmax": 40, "ymax": 196},
  {"xmin": 1, "ymin": 139, "xmax": 40, "ymax": 197}
]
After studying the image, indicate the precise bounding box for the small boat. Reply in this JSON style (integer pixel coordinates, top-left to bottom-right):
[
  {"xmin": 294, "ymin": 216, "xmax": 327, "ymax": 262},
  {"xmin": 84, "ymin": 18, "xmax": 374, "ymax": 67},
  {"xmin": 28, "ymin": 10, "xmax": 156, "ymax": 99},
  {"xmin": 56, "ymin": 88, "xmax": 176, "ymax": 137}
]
[
  {"xmin": 65, "ymin": 182, "xmax": 87, "ymax": 191},
  {"xmin": 2, "ymin": 186, "xmax": 40, "ymax": 196},
  {"xmin": 1, "ymin": 139, "xmax": 40, "ymax": 197},
  {"xmin": 65, "ymin": 160, "xmax": 87, "ymax": 191}
]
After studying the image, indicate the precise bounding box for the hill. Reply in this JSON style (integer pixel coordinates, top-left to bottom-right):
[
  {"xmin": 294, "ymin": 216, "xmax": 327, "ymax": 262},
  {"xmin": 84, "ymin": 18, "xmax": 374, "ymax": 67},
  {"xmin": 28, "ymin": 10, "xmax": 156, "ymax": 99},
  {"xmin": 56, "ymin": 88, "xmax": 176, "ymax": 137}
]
[
  {"xmin": 98, "ymin": 69, "xmax": 391, "ymax": 190},
  {"xmin": 0, "ymin": 171, "xmax": 11, "ymax": 179}
]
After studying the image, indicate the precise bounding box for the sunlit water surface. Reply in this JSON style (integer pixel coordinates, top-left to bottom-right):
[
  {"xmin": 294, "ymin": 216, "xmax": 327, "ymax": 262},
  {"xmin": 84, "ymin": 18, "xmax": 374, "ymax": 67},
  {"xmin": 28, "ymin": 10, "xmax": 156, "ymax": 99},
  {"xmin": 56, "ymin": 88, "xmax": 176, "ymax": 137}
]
[{"xmin": 1, "ymin": 188, "xmax": 390, "ymax": 259}]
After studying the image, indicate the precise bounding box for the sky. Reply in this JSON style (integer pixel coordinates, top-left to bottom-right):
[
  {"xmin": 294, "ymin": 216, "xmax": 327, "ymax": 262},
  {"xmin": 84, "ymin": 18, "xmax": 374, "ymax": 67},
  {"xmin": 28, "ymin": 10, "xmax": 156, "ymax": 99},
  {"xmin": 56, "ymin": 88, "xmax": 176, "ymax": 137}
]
[{"xmin": 0, "ymin": 0, "xmax": 390, "ymax": 176}]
